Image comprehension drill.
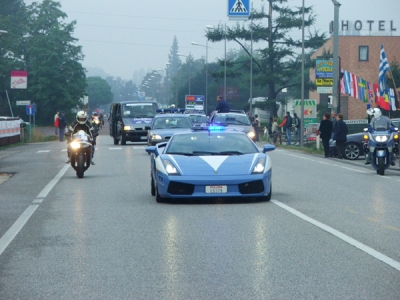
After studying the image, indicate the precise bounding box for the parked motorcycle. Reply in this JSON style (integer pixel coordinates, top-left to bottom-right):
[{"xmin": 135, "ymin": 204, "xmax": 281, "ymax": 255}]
[
  {"xmin": 363, "ymin": 126, "xmax": 399, "ymax": 175},
  {"xmin": 69, "ymin": 130, "xmax": 93, "ymax": 178}
]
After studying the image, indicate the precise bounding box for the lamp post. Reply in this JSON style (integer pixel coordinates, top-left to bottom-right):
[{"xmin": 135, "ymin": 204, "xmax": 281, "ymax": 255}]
[
  {"xmin": 331, "ymin": 0, "xmax": 341, "ymax": 114},
  {"xmin": 177, "ymin": 53, "xmax": 191, "ymax": 95},
  {"xmin": 191, "ymin": 25, "xmax": 214, "ymax": 115},
  {"xmin": 300, "ymin": 0, "xmax": 305, "ymax": 148}
]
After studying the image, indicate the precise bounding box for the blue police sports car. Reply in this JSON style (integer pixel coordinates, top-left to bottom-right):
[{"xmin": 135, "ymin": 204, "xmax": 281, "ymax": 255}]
[{"xmin": 145, "ymin": 127, "xmax": 275, "ymax": 203}]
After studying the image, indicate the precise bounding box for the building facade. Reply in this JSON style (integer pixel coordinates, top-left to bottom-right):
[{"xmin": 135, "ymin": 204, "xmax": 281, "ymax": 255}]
[{"xmin": 310, "ymin": 36, "xmax": 400, "ymax": 120}]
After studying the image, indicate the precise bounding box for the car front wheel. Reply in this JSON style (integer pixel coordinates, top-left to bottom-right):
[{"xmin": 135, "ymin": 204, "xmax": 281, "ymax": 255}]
[{"xmin": 344, "ymin": 142, "xmax": 361, "ymax": 160}]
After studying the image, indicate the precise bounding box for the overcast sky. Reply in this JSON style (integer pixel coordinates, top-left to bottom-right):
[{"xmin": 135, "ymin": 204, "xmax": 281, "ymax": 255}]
[{"xmin": 24, "ymin": 0, "xmax": 399, "ymax": 81}]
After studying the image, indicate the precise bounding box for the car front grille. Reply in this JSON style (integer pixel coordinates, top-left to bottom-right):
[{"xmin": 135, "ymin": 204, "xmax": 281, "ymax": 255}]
[
  {"xmin": 238, "ymin": 180, "xmax": 264, "ymax": 194},
  {"xmin": 168, "ymin": 181, "xmax": 194, "ymax": 195}
]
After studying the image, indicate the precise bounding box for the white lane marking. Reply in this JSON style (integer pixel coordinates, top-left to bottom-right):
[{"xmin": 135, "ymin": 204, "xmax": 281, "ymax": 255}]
[
  {"xmin": 272, "ymin": 200, "xmax": 400, "ymax": 272},
  {"xmin": 32, "ymin": 199, "xmax": 43, "ymax": 204},
  {"xmin": 133, "ymin": 146, "xmax": 146, "ymax": 149},
  {"xmin": 340, "ymin": 166, "xmax": 367, "ymax": 173},
  {"xmin": 36, "ymin": 164, "xmax": 69, "ymax": 198},
  {"xmin": 109, "ymin": 147, "xmax": 122, "ymax": 150},
  {"xmin": 61, "ymin": 149, "xmax": 67, "ymax": 152},
  {"xmin": 0, "ymin": 205, "xmax": 39, "ymax": 256},
  {"xmin": 37, "ymin": 150, "xmax": 50, "ymax": 153}
]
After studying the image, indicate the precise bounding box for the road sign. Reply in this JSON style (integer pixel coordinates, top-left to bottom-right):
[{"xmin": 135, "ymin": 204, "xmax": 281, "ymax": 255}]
[
  {"xmin": 16, "ymin": 100, "xmax": 31, "ymax": 105},
  {"xmin": 228, "ymin": 0, "xmax": 250, "ymax": 19},
  {"xmin": 26, "ymin": 104, "xmax": 35, "ymax": 116}
]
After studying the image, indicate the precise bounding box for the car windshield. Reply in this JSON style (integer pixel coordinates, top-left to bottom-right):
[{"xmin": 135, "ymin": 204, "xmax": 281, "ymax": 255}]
[
  {"xmin": 166, "ymin": 132, "xmax": 258, "ymax": 155},
  {"xmin": 213, "ymin": 113, "xmax": 251, "ymax": 126},
  {"xmin": 122, "ymin": 103, "xmax": 157, "ymax": 118},
  {"xmin": 189, "ymin": 115, "xmax": 208, "ymax": 123},
  {"xmin": 153, "ymin": 117, "xmax": 192, "ymax": 129}
]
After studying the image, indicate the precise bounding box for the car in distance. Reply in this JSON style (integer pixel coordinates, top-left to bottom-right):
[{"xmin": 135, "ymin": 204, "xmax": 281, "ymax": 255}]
[
  {"xmin": 145, "ymin": 127, "xmax": 275, "ymax": 203},
  {"xmin": 147, "ymin": 113, "xmax": 193, "ymax": 146},
  {"xmin": 209, "ymin": 110, "xmax": 256, "ymax": 141},
  {"xmin": 109, "ymin": 101, "xmax": 158, "ymax": 145}
]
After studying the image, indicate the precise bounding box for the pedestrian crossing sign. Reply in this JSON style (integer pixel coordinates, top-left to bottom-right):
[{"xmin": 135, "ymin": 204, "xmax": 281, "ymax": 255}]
[{"xmin": 228, "ymin": 0, "xmax": 250, "ymax": 19}]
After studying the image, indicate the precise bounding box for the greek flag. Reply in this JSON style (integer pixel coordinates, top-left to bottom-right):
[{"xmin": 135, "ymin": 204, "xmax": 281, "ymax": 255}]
[{"xmin": 379, "ymin": 43, "xmax": 390, "ymax": 96}]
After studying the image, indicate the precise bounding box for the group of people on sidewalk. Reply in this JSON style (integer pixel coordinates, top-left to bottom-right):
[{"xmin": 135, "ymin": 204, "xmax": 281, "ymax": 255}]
[
  {"xmin": 54, "ymin": 111, "xmax": 67, "ymax": 142},
  {"xmin": 318, "ymin": 112, "xmax": 348, "ymax": 159}
]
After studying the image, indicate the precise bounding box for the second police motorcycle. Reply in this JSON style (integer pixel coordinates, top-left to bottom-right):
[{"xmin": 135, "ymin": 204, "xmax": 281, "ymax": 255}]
[{"xmin": 363, "ymin": 108, "xmax": 399, "ymax": 175}]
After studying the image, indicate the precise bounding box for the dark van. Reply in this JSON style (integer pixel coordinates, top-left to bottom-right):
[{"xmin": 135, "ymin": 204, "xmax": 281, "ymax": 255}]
[{"xmin": 109, "ymin": 101, "xmax": 159, "ymax": 145}]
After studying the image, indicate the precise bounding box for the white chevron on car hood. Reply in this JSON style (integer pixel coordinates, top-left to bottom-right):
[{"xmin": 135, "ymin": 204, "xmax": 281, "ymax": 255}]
[{"xmin": 199, "ymin": 156, "xmax": 229, "ymax": 172}]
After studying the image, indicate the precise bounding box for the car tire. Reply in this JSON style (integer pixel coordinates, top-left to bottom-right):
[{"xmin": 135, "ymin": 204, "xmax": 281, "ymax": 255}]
[
  {"xmin": 344, "ymin": 142, "xmax": 361, "ymax": 160},
  {"xmin": 151, "ymin": 176, "xmax": 155, "ymax": 196},
  {"xmin": 259, "ymin": 183, "xmax": 272, "ymax": 202},
  {"xmin": 155, "ymin": 187, "xmax": 166, "ymax": 203}
]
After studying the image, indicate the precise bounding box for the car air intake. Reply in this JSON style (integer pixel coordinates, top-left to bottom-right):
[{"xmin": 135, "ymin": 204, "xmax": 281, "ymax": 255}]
[
  {"xmin": 238, "ymin": 180, "xmax": 264, "ymax": 194},
  {"xmin": 168, "ymin": 181, "xmax": 194, "ymax": 195}
]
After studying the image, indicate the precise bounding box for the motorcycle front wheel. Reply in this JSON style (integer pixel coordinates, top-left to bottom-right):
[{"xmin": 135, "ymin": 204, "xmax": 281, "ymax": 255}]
[
  {"xmin": 77, "ymin": 153, "xmax": 85, "ymax": 178},
  {"xmin": 377, "ymin": 156, "xmax": 385, "ymax": 176}
]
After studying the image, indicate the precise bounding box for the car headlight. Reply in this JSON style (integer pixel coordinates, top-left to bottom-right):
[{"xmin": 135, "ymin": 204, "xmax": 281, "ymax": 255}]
[
  {"xmin": 375, "ymin": 135, "xmax": 388, "ymax": 142},
  {"xmin": 163, "ymin": 159, "xmax": 180, "ymax": 175},
  {"xmin": 70, "ymin": 141, "xmax": 81, "ymax": 149},
  {"xmin": 151, "ymin": 134, "xmax": 162, "ymax": 140},
  {"xmin": 247, "ymin": 131, "xmax": 256, "ymax": 139},
  {"xmin": 124, "ymin": 125, "xmax": 133, "ymax": 130},
  {"xmin": 252, "ymin": 157, "xmax": 266, "ymax": 174}
]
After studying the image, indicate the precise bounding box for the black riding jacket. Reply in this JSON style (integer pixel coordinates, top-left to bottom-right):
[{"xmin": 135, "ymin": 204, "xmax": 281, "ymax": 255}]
[{"xmin": 68, "ymin": 120, "xmax": 96, "ymax": 139}]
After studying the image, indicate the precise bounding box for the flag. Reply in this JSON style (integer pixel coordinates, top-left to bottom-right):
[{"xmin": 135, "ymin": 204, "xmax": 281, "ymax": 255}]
[
  {"xmin": 388, "ymin": 88, "xmax": 397, "ymax": 111},
  {"xmin": 379, "ymin": 43, "xmax": 390, "ymax": 96},
  {"xmin": 374, "ymin": 83, "xmax": 390, "ymax": 110},
  {"xmin": 340, "ymin": 77, "xmax": 345, "ymax": 94},
  {"xmin": 367, "ymin": 81, "xmax": 374, "ymax": 103},
  {"xmin": 351, "ymin": 73, "xmax": 359, "ymax": 99},
  {"xmin": 344, "ymin": 70, "xmax": 351, "ymax": 95},
  {"xmin": 358, "ymin": 77, "xmax": 368, "ymax": 102}
]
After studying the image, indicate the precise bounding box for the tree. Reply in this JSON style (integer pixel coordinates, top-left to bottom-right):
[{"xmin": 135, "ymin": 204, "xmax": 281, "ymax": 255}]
[
  {"xmin": 86, "ymin": 77, "xmax": 113, "ymax": 109},
  {"xmin": 22, "ymin": 0, "xmax": 86, "ymax": 124},
  {"xmin": 207, "ymin": 0, "xmax": 327, "ymax": 116},
  {"xmin": 166, "ymin": 36, "xmax": 181, "ymax": 105},
  {"xmin": 0, "ymin": 0, "xmax": 28, "ymax": 116}
]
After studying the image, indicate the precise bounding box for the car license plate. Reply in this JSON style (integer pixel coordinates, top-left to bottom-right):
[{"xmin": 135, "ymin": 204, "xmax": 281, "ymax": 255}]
[
  {"xmin": 140, "ymin": 136, "xmax": 147, "ymax": 140},
  {"xmin": 205, "ymin": 185, "xmax": 227, "ymax": 193}
]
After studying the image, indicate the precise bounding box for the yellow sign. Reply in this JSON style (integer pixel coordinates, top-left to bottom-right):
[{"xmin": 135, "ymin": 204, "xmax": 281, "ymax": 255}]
[{"xmin": 316, "ymin": 78, "xmax": 333, "ymax": 86}]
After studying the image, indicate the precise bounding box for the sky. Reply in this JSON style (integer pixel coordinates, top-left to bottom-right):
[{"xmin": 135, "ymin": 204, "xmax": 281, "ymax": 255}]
[{"xmin": 23, "ymin": 0, "xmax": 400, "ymax": 82}]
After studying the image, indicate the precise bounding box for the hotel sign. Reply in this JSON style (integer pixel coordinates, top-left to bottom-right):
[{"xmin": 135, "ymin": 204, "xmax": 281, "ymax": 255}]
[{"xmin": 330, "ymin": 20, "xmax": 397, "ymax": 33}]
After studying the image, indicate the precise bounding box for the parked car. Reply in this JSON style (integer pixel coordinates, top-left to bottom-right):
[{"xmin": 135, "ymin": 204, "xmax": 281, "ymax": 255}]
[
  {"xmin": 209, "ymin": 110, "xmax": 256, "ymax": 141},
  {"xmin": 145, "ymin": 128, "xmax": 275, "ymax": 203}
]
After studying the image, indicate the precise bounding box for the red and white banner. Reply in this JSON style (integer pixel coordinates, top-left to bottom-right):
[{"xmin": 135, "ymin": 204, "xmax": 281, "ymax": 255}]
[{"xmin": 11, "ymin": 70, "xmax": 28, "ymax": 89}]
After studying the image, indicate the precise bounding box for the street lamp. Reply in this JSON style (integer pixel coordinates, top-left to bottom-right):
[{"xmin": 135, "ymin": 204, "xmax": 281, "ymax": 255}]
[
  {"xmin": 191, "ymin": 25, "xmax": 214, "ymax": 115},
  {"xmin": 331, "ymin": 0, "xmax": 341, "ymax": 114},
  {"xmin": 177, "ymin": 53, "xmax": 191, "ymax": 95}
]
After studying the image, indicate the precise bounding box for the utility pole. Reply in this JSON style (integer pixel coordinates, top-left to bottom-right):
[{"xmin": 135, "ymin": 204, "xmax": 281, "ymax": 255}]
[{"xmin": 331, "ymin": 0, "xmax": 341, "ymax": 114}]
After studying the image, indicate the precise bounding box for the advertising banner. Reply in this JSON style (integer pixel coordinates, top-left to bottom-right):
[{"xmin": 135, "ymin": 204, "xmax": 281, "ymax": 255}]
[{"xmin": 11, "ymin": 70, "xmax": 28, "ymax": 89}]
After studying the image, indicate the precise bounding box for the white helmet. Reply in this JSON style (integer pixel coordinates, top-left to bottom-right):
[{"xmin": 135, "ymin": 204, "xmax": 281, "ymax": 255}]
[
  {"xmin": 76, "ymin": 111, "xmax": 87, "ymax": 124},
  {"xmin": 367, "ymin": 107, "xmax": 382, "ymax": 119}
]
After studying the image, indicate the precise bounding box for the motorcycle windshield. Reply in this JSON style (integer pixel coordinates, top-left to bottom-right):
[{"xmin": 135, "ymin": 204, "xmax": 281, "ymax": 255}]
[{"xmin": 73, "ymin": 131, "xmax": 89, "ymax": 141}]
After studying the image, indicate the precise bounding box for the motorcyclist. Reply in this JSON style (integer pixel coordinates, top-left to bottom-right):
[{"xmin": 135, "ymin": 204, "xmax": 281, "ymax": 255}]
[
  {"xmin": 91, "ymin": 112, "xmax": 101, "ymax": 129},
  {"xmin": 365, "ymin": 107, "xmax": 395, "ymax": 165},
  {"xmin": 65, "ymin": 111, "xmax": 98, "ymax": 165}
]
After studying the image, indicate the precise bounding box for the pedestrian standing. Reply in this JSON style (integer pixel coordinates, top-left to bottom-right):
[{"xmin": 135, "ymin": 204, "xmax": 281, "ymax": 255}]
[
  {"xmin": 283, "ymin": 111, "xmax": 293, "ymax": 145},
  {"xmin": 54, "ymin": 111, "xmax": 59, "ymax": 135},
  {"xmin": 293, "ymin": 112, "xmax": 301, "ymax": 143},
  {"xmin": 318, "ymin": 112, "xmax": 333, "ymax": 158},
  {"xmin": 332, "ymin": 113, "xmax": 348, "ymax": 159},
  {"xmin": 253, "ymin": 114, "xmax": 260, "ymax": 142},
  {"xmin": 58, "ymin": 111, "xmax": 67, "ymax": 142}
]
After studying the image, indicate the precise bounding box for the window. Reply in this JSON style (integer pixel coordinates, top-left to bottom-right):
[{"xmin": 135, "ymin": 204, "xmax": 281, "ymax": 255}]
[{"xmin": 359, "ymin": 46, "xmax": 369, "ymax": 61}]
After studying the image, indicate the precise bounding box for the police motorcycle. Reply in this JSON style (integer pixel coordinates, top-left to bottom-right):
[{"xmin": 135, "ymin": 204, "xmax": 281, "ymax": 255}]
[
  {"xmin": 363, "ymin": 108, "xmax": 399, "ymax": 176},
  {"xmin": 91, "ymin": 113, "xmax": 102, "ymax": 131},
  {"xmin": 69, "ymin": 130, "xmax": 94, "ymax": 178}
]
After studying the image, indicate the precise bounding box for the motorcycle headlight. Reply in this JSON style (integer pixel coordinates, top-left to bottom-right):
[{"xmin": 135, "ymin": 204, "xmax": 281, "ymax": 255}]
[
  {"xmin": 151, "ymin": 134, "xmax": 162, "ymax": 140},
  {"xmin": 247, "ymin": 131, "xmax": 256, "ymax": 139},
  {"xmin": 70, "ymin": 141, "xmax": 81, "ymax": 149},
  {"xmin": 375, "ymin": 135, "xmax": 388, "ymax": 142},
  {"xmin": 252, "ymin": 157, "xmax": 266, "ymax": 174},
  {"xmin": 95, "ymin": 119, "xmax": 100, "ymax": 124},
  {"xmin": 163, "ymin": 159, "xmax": 180, "ymax": 175}
]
